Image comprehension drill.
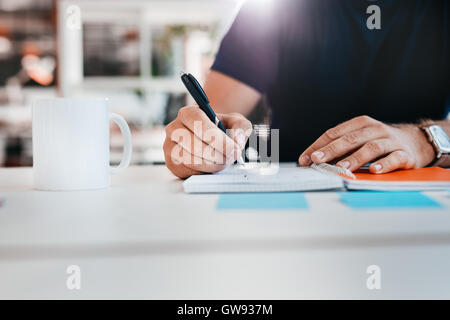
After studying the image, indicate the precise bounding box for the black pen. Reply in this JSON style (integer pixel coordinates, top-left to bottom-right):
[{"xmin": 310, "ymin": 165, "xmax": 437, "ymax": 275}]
[{"xmin": 180, "ymin": 72, "xmax": 244, "ymax": 164}]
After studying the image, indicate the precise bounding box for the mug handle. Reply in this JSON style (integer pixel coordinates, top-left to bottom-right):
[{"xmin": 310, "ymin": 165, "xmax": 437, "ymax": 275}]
[{"xmin": 109, "ymin": 113, "xmax": 132, "ymax": 174}]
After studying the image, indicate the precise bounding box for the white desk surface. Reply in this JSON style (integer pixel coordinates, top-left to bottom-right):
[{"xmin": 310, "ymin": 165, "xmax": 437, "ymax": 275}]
[{"xmin": 0, "ymin": 165, "xmax": 449, "ymax": 299}]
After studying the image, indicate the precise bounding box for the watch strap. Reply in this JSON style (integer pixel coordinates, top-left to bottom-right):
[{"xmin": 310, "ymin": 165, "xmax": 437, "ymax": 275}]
[
  {"xmin": 419, "ymin": 123, "xmax": 450, "ymax": 167},
  {"xmin": 431, "ymin": 154, "xmax": 450, "ymax": 167}
]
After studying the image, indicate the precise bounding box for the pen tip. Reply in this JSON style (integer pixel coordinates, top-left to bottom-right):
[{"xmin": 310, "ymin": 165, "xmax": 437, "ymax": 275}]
[{"xmin": 180, "ymin": 71, "xmax": 186, "ymax": 77}]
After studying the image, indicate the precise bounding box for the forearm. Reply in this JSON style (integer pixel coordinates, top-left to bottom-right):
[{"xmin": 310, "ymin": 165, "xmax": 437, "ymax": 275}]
[{"xmin": 203, "ymin": 70, "xmax": 261, "ymax": 117}]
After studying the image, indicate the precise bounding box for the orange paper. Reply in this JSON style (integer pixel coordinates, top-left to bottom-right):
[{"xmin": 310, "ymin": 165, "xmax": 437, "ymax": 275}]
[{"xmin": 353, "ymin": 167, "xmax": 450, "ymax": 182}]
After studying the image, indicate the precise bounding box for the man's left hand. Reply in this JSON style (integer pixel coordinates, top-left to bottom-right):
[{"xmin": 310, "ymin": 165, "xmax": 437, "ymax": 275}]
[{"xmin": 298, "ymin": 115, "xmax": 436, "ymax": 173}]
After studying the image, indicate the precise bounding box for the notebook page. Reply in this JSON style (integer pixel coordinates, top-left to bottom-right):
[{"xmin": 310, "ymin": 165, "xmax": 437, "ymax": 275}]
[{"xmin": 183, "ymin": 164, "xmax": 344, "ymax": 193}]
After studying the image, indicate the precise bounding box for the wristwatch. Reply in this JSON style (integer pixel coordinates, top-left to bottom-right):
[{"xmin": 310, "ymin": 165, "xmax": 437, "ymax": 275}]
[{"xmin": 420, "ymin": 125, "xmax": 450, "ymax": 167}]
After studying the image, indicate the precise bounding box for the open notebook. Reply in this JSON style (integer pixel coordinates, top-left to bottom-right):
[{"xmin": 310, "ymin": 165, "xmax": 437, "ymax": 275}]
[{"xmin": 183, "ymin": 163, "xmax": 450, "ymax": 193}]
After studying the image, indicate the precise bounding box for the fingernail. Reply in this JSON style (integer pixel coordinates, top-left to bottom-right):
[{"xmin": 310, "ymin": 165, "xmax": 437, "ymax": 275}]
[
  {"xmin": 312, "ymin": 151, "xmax": 324, "ymax": 160},
  {"xmin": 234, "ymin": 146, "xmax": 242, "ymax": 159},
  {"xmin": 226, "ymin": 152, "xmax": 236, "ymax": 164},
  {"xmin": 337, "ymin": 161, "xmax": 350, "ymax": 169},
  {"xmin": 225, "ymin": 157, "xmax": 234, "ymax": 164},
  {"xmin": 300, "ymin": 155, "xmax": 311, "ymax": 165},
  {"xmin": 373, "ymin": 164, "xmax": 383, "ymax": 173}
]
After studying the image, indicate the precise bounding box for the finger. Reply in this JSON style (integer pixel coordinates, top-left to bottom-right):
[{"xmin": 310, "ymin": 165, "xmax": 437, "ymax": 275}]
[
  {"xmin": 307, "ymin": 125, "xmax": 389, "ymax": 164},
  {"xmin": 369, "ymin": 150, "xmax": 414, "ymax": 174},
  {"xmin": 178, "ymin": 106, "xmax": 237, "ymax": 158},
  {"xmin": 167, "ymin": 114, "xmax": 233, "ymax": 162},
  {"xmin": 168, "ymin": 122, "xmax": 228, "ymax": 164},
  {"xmin": 227, "ymin": 127, "xmax": 251, "ymax": 150},
  {"xmin": 168, "ymin": 162, "xmax": 203, "ymax": 179},
  {"xmin": 164, "ymin": 139, "xmax": 231, "ymax": 173},
  {"xmin": 218, "ymin": 113, "xmax": 253, "ymax": 149},
  {"xmin": 164, "ymin": 140, "xmax": 203, "ymax": 179},
  {"xmin": 219, "ymin": 113, "xmax": 252, "ymax": 131},
  {"xmin": 178, "ymin": 135, "xmax": 229, "ymax": 165},
  {"xmin": 336, "ymin": 138, "xmax": 397, "ymax": 172},
  {"xmin": 299, "ymin": 115, "xmax": 379, "ymax": 166},
  {"xmin": 186, "ymin": 153, "xmax": 230, "ymax": 173}
]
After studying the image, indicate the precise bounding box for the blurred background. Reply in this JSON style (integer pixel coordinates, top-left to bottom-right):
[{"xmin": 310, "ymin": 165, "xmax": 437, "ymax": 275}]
[{"xmin": 0, "ymin": 0, "xmax": 269, "ymax": 167}]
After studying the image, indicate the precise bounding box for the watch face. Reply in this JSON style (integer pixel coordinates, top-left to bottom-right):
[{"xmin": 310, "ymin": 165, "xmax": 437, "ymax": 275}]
[{"xmin": 430, "ymin": 126, "xmax": 450, "ymax": 153}]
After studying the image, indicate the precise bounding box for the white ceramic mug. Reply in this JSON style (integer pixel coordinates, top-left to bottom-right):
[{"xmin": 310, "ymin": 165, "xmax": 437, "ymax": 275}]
[{"xmin": 32, "ymin": 98, "xmax": 132, "ymax": 190}]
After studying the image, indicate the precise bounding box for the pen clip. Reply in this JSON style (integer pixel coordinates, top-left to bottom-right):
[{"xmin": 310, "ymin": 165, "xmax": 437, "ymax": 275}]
[{"xmin": 186, "ymin": 73, "xmax": 209, "ymax": 104}]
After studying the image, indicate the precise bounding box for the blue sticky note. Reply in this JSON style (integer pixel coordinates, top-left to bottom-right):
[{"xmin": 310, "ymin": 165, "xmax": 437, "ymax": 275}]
[
  {"xmin": 339, "ymin": 191, "xmax": 443, "ymax": 209},
  {"xmin": 217, "ymin": 193, "xmax": 308, "ymax": 210}
]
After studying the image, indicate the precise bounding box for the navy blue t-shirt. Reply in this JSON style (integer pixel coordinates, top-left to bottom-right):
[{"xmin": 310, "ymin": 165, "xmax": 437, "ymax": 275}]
[{"xmin": 212, "ymin": 0, "xmax": 450, "ymax": 162}]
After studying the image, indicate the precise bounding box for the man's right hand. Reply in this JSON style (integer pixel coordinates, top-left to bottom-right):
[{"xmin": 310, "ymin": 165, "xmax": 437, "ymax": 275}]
[{"xmin": 163, "ymin": 105, "xmax": 253, "ymax": 179}]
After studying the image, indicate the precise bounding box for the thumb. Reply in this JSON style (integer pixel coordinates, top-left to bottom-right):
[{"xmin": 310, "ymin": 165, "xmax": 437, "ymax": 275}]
[{"xmin": 218, "ymin": 113, "xmax": 253, "ymax": 150}]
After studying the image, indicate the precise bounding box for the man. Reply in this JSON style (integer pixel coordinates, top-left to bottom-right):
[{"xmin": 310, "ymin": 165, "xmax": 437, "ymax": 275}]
[{"xmin": 164, "ymin": 0, "xmax": 449, "ymax": 179}]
